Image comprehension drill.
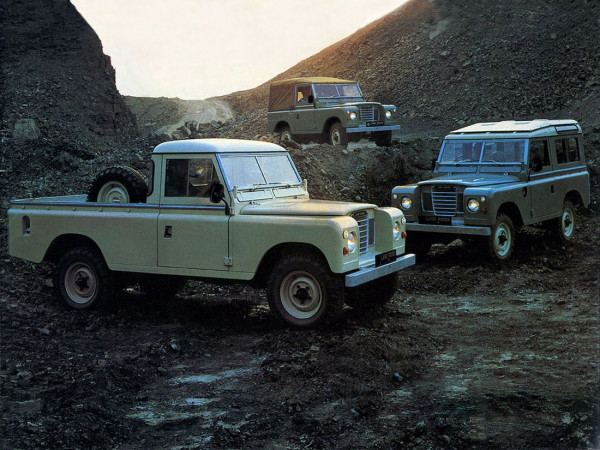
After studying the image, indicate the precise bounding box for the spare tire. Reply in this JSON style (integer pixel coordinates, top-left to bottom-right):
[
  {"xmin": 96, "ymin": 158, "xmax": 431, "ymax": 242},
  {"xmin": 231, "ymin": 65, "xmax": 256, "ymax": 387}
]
[{"xmin": 87, "ymin": 166, "xmax": 148, "ymax": 203}]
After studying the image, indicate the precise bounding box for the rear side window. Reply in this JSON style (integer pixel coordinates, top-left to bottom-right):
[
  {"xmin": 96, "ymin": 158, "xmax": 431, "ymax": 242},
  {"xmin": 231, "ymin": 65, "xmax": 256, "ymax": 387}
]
[
  {"xmin": 567, "ymin": 138, "xmax": 580, "ymax": 162},
  {"xmin": 554, "ymin": 137, "xmax": 580, "ymax": 164}
]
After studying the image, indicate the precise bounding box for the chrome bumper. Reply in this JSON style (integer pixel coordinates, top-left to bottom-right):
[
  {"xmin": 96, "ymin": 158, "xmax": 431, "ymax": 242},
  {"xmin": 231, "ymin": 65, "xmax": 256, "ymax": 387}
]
[
  {"xmin": 346, "ymin": 125, "xmax": 400, "ymax": 133},
  {"xmin": 405, "ymin": 222, "xmax": 491, "ymax": 236},
  {"xmin": 345, "ymin": 253, "xmax": 415, "ymax": 288}
]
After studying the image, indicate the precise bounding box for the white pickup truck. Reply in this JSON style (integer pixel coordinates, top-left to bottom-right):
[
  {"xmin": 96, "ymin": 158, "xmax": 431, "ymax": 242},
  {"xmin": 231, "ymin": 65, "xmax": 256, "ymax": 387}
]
[{"xmin": 9, "ymin": 139, "xmax": 415, "ymax": 328}]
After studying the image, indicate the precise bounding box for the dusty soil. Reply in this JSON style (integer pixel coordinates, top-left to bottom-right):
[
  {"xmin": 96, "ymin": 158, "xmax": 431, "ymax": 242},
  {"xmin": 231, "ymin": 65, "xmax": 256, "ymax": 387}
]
[{"xmin": 1, "ymin": 174, "xmax": 598, "ymax": 449}]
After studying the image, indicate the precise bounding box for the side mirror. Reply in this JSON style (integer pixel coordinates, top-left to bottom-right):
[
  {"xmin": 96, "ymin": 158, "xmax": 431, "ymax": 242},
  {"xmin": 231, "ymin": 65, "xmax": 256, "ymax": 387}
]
[
  {"xmin": 209, "ymin": 182, "xmax": 225, "ymax": 204},
  {"xmin": 308, "ymin": 95, "xmax": 314, "ymax": 104},
  {"xmin": 431, "ymin": 158, "xmax": 438, "ymax": 171}
]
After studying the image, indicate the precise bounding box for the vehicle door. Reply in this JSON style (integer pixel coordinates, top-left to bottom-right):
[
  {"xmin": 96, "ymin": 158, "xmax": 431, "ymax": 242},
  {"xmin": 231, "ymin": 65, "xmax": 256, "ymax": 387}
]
[
  {"xmin": 157, "ymin": 156, "xmax": 229, "ymax": 270},
  {"xmin": 527, "ymin": 138, "xmax": 556, "ymax": 220},
  {"xmin": 293, "ymin": 84, "xmax": 316, "ymax": 132}
]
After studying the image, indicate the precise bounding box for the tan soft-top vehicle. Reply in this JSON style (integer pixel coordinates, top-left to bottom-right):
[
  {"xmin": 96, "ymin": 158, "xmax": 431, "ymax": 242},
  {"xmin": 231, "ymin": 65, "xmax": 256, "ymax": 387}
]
[{"xmin": 267, "ymin": 77, "xmax": 400, "ymax": 147}]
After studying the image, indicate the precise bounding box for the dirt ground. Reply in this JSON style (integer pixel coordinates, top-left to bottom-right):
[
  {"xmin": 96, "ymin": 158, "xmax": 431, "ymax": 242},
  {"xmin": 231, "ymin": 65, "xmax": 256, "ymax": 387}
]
[{"xmin": 1, "ymin": 203, "xmax": 597, "ymax": 449}]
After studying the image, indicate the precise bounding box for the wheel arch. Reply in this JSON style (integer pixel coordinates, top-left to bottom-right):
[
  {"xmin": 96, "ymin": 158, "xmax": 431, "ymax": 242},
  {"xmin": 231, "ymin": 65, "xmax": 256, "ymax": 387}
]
[
  {"xmin": 44, "ymin": 234, "xmax": 104, "ymax": 265},
  {"xmin": 497, "ymin": 202, "xmax": 524, "ymax": 228},
  {"xmin": 251, "ymin": 242, "xmax": 328, "ymax": 289},
  {"xmin": 274, "ymin": 121, "xmax": 290, "ymax": 133},
  {"xmin": 564, "ymin": 190, "xmax": 584, "ymax": 207},
  {"xmin": 322, "ymin": 117, "xmax": 342, "ymax": 134}
]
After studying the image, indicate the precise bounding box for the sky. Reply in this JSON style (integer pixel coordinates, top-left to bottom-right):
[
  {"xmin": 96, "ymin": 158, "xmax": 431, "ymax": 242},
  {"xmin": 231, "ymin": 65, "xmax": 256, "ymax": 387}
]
[{"xmin": 71, "ymin": 0, "xmax": 407, "ymax": 100}]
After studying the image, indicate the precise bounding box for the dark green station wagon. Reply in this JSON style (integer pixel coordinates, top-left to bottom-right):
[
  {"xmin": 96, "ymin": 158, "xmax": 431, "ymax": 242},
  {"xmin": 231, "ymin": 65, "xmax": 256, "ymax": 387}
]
[
  {"xmin": 267, "ymin": 77, "xmax": 400, "ymax": 147},
  {"xmin": 392, "ymin": 119, "xmax": 591, "ymax": 260}
]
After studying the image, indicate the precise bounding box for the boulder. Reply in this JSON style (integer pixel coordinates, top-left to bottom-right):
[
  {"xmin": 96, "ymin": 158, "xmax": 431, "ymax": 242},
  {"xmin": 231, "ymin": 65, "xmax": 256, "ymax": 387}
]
[{"xmin": 12, "ymin": 119, "xmax": 41, "ymax": 140}]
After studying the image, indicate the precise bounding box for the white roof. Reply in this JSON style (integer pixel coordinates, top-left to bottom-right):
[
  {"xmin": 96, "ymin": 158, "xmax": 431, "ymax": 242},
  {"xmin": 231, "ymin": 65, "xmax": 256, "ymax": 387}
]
[
  {"xmin": 153, "ymin": 138, "xmax": 285, "ymax": 154},
  {"xmin": 448, "ymin": 119, "xmax": 581, "ymax": 138}
]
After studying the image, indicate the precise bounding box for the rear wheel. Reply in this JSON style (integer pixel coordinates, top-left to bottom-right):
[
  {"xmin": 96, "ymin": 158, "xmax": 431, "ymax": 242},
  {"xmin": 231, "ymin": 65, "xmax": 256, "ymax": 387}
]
[
  {"xmin": 488, "ymin": 214, "xmax": 515, "ymax": 260},
  {"xmin": 550, "ymin": 200, "xmax": 576, "ymax": 245},
  {"xmin": 267, "ymin": 253, "xmax": 344, "ymax": 328},
  {"xmin": 55, "ymin": 247, "xmax": 113, "ymax": 309},
  {"xmin": 87, "ymin": 166, "xmax": 148, "ymax": 203},
  {"xmin": 328, "ymin": 122, "xmax": 348, "ymax": 147}
]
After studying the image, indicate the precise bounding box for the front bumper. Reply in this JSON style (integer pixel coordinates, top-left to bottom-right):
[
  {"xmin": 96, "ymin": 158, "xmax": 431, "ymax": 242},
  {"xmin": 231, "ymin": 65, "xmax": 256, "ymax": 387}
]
[
  {"xmin": 346, "ymin": 125, "xmax": 400, "ymax": 134},
  {"xmin": 344, "ymin": 253, "xmax": 415, "ymax": 287},
  {"xmin": 405, "ymin": 222, "xmax": 491, "ymax": 236}
]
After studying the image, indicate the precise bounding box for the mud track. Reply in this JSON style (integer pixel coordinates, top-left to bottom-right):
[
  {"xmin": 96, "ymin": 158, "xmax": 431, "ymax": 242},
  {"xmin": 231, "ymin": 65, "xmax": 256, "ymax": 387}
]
[{"xmin": 1, "ymin": 211, "xmax": 598, "ymax": 449}]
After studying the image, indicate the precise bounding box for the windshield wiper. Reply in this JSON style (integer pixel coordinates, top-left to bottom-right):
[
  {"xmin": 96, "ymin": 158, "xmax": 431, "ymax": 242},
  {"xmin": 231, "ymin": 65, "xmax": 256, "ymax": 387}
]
[
  {"xmin": 249, "ymin": 183, "xmax": 269, "ymax": 191},
  {"xmin": 249, "ymin": 182, "xmax": 293, "ymax": 191}
]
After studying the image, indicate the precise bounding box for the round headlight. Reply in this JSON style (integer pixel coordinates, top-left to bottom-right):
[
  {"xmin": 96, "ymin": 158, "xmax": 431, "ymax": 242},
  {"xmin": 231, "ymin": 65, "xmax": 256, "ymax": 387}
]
[
  {"xmin": 393, "ymin": 221, "xmax": 401, "ymax": 240},
  {"xmin": 385, "ymin": 110, "xmax": 393, "ymax": 119},
  {"xmin": 348, "ymin": 111, "xmax": 357, "ymax": 120},
  {"xmin": 467, "ymin": 198, "xmax": 480, "ymax": 212},
  {"xmin": 346, "ymin": 231, "xmax": 357, "ymax": 253},
  {"xmin": 401, "ymin": 196, "xmax": 412, "ymax": 210}
]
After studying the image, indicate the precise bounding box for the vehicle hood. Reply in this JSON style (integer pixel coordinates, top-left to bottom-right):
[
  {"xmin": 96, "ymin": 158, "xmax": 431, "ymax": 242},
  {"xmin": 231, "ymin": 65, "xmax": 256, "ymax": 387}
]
[
  {"xmin": 240, "ymin": 199, "xmax": 376, "ymax": 216},
  {"xmin": 419, "ymin": 173, "xmax": 520, "ymax": 187},
  {"xmin": 340, "ymin": 101, "xmax": 381, "ymax": 108}
]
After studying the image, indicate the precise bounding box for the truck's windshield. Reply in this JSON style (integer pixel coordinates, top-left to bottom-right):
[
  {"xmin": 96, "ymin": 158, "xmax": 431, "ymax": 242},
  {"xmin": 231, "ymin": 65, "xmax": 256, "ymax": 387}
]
[
  {"xmin": 313, "ymin": 83, "xmax": 362, "ymax": 99},
  {"xmin": 219, "ymin": 153, "xmax": 302, "ymax": 190},
  {"xmin": 439, "ymin": 139, "xmax": 527, "ymax": 164}
]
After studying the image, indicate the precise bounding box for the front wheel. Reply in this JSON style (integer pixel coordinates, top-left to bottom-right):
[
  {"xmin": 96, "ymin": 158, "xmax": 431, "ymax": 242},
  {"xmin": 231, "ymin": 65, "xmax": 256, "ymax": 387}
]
[
  {"xmin": 55, "ymin": 247, "xmax": 113, "ymax": 309},
  {"xmin": 328, "ymin": 122, "xmax": 348, "ymax": 147},
  {"xmin": 278, "ymin": 125, "xmax": 293, "ymax": 144},
  {"xmin": 550, "ymin": 200, "xmax": 576, "ymax": 245},
  {"xmin": 267, "ymin": 253, "xmax": 344, "ymax": 328},
  {"xmin": 488, "ymin": 214, "xmax": 515, "ymax": 260}
]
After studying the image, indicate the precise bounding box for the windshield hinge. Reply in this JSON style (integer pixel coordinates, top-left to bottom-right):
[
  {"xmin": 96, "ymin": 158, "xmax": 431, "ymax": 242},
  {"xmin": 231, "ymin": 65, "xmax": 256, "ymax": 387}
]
[{"xmin": 224, "ymin": 257, "xmax": 233, "ymax": 267}]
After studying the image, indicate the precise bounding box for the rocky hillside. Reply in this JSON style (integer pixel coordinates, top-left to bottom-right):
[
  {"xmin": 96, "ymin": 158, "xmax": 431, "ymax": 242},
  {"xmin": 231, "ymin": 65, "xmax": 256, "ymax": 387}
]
[
  {"xmin": 222, "ymin": 0, "xmax": 600, "ymax": 138},
  {"xmin": 0, "ymin": 0, "xmax": 147, "ymax": 206}
]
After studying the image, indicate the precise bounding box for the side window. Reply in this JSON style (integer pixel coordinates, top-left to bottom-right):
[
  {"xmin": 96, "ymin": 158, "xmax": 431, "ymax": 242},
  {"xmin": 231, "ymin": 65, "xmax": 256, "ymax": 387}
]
[
  {"xmin": 296, "ymin": 86, "xmax": 312, "ymax": 105},
  {"xmin": 165, "ymin": 158, "xmax": 218, "ymax": 198},
  {"xmin": 567, "ymin": 137, "xmax": 580, "ymax": 162},
  {"xmin": 529, "ymin": 140, "xmax": 550, "ymax": 168},
  {"xmin": 554, "ymin": 137, "xmax": 580, "ymax": 164},
  {"xmin": 555, "ymin": 139, "xmax": 567, "ymax": 164}
]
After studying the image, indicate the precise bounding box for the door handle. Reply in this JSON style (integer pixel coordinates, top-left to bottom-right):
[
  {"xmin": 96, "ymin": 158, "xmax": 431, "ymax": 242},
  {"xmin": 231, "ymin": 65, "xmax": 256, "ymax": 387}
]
[
  {"xmin": 164, "ymin": 226, "xmax": 172, "ymax": 238},
  {"xmin": 551, "ymin": 185, "xmax": 555, "ymax": 194}
]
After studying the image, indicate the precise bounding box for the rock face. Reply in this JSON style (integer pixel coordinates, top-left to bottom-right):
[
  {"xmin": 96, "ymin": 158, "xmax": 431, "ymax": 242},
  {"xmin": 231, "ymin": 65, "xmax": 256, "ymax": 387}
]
[
  {"xmin": 0, "ymin": 0, "xmax": 138, "ymax": 140},
  {"xmin": 124, "ymin": 96, "xmax": 234, "ymax": 139}
]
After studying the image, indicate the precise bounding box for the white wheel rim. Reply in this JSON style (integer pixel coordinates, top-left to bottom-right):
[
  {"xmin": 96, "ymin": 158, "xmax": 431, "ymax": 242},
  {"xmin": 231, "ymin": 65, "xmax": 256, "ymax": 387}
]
[
  {"xmin": 562, "ymin": 208, "xmax": 574, "ymax": 238},
  {"xmin": 64, "ymin": 262, "xmax": 97, "ymax": 305},
  {"xmin": 493, "ymin": 223, "xmax": 512, "ymax": 257},
  {"xmin": 331, "ymin": 129, "xmax": 341, "ymax": 145},
  {"xmin": 280, "ymin": 271, "xmax": 322, "ymax": 319},
  {"xmin": 281, "ymin": 131, "xmax": 291, "ymax": 141},
  {"xmin": 98, "ymin": 181, "xmax": 129, "ymax": 203}
]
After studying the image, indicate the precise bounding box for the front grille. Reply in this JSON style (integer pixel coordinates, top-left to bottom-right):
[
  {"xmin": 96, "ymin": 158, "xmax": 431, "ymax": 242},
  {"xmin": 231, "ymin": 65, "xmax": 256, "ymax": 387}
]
[
  {"xmin": 358, "ymin": 105, "xmax": 380, "ymax": 122},
  {"xmin": 351, "ymin": 211, "xmax": 375, "ymax": 254},
  {"xmin": 431, "ymin": 186, "xmax": 458, "ymax": 216}
]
